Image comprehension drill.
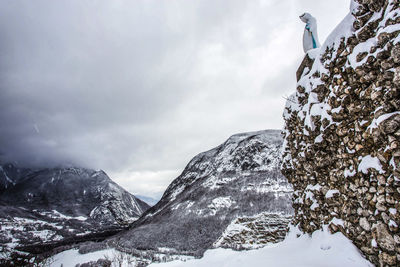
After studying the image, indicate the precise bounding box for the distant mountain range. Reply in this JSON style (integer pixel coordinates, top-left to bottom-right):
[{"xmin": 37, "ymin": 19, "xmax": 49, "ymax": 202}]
[
  {"xmin": 0, "ymin": 164, "xmax": 150, "ymax": 259},
  {"xmin": 135, "ymin": 195, "xmax": 160, "ymax": 206}
]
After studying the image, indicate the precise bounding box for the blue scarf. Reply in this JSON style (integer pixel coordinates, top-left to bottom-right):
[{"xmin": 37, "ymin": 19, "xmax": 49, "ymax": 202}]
[{"xmin": 306, "ymin": 23, "xmax": 318, "ymax": 49}]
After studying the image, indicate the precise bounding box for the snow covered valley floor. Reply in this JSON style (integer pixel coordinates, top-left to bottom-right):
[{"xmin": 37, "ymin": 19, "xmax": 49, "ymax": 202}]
[{"xmin": 48, "ymin": 226, "xmax": 374, "ymax": 267}]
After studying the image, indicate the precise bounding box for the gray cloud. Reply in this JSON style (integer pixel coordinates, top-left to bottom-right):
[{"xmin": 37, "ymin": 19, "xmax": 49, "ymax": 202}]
[{"xmin": 0, "ymin": 0, "xmax": 350, "ymax": 196}]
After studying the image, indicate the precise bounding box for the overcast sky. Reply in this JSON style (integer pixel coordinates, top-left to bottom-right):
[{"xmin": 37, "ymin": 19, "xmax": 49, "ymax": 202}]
[{"xmin": 0, "ymin": 0, "xmax": 349, "ymax": 198}]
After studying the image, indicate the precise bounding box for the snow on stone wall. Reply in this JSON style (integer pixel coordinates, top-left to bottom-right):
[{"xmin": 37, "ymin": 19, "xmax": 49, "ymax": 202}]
[{"xmin": 282, "ymin": 0, "xmax": 400, "ymax": 266}]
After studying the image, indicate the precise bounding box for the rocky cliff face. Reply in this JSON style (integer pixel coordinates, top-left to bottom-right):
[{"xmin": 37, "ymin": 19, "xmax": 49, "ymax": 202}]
[
  {"xmin": 213, "ymin": 212, "xmax": 292, "ymax": 250},
  {"xmin": 108, "ymin": 130, "xmax": 293, "ymax": 257},
  {"xmin": 0, "ymin": 165, "xmax": 149, "ymax": 258},
  {"xmin": 282, "ymin": 0, "xmax": 400, "ymax": 266}
]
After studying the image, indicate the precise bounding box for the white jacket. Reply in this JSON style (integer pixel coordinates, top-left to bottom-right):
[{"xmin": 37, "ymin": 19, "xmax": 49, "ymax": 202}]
[{"xmin": 300, "ymin": 13, "xmax": 321, "ymax": 53}]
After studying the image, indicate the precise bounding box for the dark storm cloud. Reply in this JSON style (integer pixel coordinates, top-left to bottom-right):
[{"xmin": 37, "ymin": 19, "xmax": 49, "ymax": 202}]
[
  {"xmin": 0, "ymin": 0, "xmax": 191, "ymax": 168},
  {"xmin": 0, "ymin": 0, "xmax": 349, "ymax": 195}
]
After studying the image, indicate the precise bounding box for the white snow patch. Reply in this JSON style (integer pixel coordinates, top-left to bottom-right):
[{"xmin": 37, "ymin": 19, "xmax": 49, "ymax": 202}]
[
  {"xmin": 330, "ymin": 218, "xmax": 344, "ymax": 227},
  {"xmin": 315, "ymin": 134, "xmax": 323, "ymax": 143},
  {"xmin": 306, "ymin": 184, "xmax": 322, "ymax": 191},
  {"xmin": 389, "ymin": 220, "xmax": 398, "ymax": 228},
  {"xmin": 50, "ymin": 248, "xmax": 122, "ymax": 267},
  {"xmin": 150, "ymin": 226, "xmax": 373, "ymax": 267},
  {"xmin": 310, "ymin": 202, "xmax": 319, "ymax": 211},
  {"xmin": 358, "ymin": 156, "xmax": 384, "ymax": 174},
  {"xmin": 307, "ymin": 48, "xmax": 321, "ymax": 59},
  {"xmin": 208, "ymin": 197, "xmax": 235, "ymax": 213},
  {"xmin": 50, "ymin": 248, "xmax": 193, "ymax": 267},
  {"xmin": 169, "ymin": 186, "xmax": 184, "ymax": 201},
  {"xmin": 305, "ymin": 191, "xmax": 314, "ymax": 201},
  {"xmin": 325, "ymin": 190, "xmax": 340, "ymax": 198},
  {"xmin": 158, "ymin": 247, "xmax": 176, "ymax": 253},
  {"xmin": 347, "ymin": 37, "xmax": 376, "ymax": 68},
  {"xmin": 344, "ymin": 169, "xmax": 356, "ymax": 177},
  {"xmin": 368, "ymin": 111, "xmax": 400, "ymax": 132},
  {"xmin": 51, "ymin": 210, "xmax": 87, "ymax": 221}
]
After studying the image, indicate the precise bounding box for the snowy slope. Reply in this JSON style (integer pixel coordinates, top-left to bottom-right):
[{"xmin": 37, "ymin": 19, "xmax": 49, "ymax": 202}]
[
  {"xmin": 149, "ymin": 226, "xmax": 373, "ymax": 267},
  {"xmin": 49, "ymin": 247, "xmax": 194, "ymax": 267}
]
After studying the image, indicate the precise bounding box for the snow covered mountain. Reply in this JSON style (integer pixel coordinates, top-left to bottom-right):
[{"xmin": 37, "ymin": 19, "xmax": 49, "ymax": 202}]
[
  {"xmin": 0, "ymin": 164, "xmax": 150, "ymax": 259},
  {"xmin": 106, "ymin": 130, "xmax": 293, "ymax": 257}
]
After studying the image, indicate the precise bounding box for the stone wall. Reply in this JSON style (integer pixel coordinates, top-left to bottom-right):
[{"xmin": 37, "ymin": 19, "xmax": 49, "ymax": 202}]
[{"xmin": 282, "ymin": 0, "xmax": 400, "ymax": 266}]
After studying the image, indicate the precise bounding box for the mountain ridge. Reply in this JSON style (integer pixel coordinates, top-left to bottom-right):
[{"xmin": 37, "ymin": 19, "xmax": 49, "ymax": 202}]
[
  {"xmin": 0, "ymin": 164, "xmax": 150, "ymax": 262},
  {"xmin": 103, "ymin": 129, "xmax": 293, "ymax": 258}
]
